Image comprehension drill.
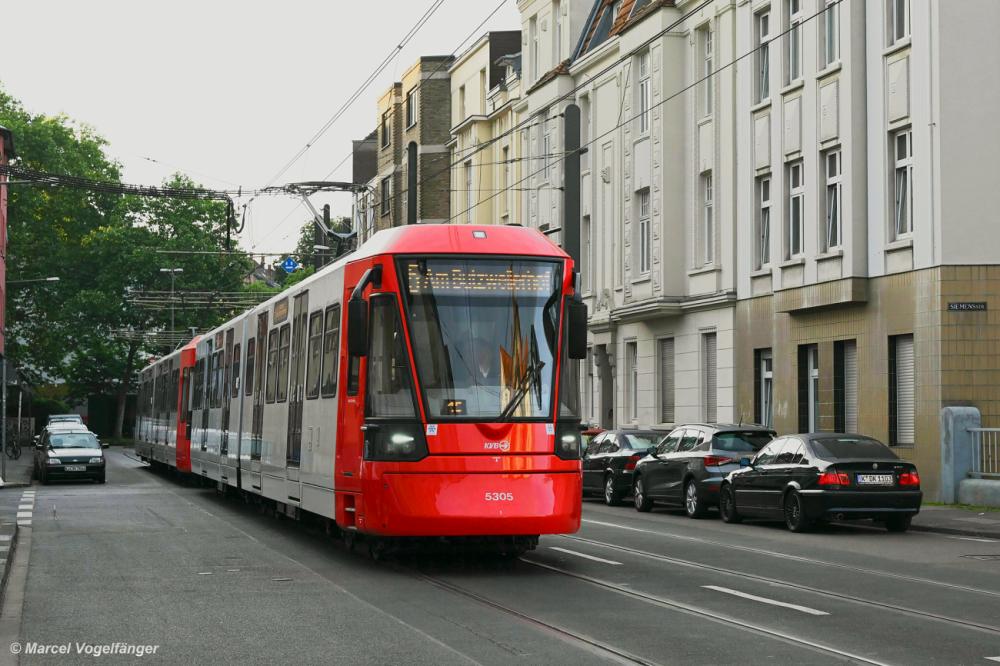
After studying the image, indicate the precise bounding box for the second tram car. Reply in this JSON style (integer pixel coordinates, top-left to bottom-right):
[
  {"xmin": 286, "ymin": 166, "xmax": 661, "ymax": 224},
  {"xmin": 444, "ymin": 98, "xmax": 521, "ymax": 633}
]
[{"xmin": 135, "ymin": 224, "xmax": 587, "ymax": 548}]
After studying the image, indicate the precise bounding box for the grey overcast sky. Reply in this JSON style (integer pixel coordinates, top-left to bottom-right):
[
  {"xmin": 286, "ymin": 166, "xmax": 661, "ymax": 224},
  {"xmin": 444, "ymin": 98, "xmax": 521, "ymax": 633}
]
[{"xmin": 1, "ymin": 0, "xmax": 520, "ymax": 253}]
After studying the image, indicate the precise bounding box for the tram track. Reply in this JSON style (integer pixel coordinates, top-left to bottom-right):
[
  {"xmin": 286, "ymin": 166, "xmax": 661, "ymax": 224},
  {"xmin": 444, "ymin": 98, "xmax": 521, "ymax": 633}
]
[{"xmin": 555, "ymin": 533, "xmax": 1000, "ymax": 637}]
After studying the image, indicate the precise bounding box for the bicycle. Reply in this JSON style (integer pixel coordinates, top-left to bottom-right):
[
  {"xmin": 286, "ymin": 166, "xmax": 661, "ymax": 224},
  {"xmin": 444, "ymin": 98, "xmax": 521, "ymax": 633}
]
[{"xmin": 5, "ymin": 438, "xmax": 21, "ymax": 460}]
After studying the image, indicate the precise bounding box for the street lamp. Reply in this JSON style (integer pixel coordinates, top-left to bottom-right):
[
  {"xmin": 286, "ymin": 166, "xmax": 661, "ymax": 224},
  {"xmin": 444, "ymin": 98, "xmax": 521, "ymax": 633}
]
[{"xmin": 159, "ymin": 268, "xmax": 183, "ymax": 334}]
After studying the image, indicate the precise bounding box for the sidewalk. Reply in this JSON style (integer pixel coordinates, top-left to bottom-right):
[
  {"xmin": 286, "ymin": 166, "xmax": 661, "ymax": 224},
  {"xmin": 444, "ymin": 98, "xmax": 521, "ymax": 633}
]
[
  {"xmin": 0, "ymin": 449, "xmax": 33, "ymax": 489},
  {"xmin": 911, "ymin": 505, "xmax": 1000, "ymax": 539}
]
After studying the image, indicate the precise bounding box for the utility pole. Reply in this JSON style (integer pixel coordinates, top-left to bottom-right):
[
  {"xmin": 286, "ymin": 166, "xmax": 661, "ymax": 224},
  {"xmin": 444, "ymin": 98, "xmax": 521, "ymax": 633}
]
[
  {"xmin": 159, "ymin": 268, "xmax": 183, "ymax": 335},
  {"xmin": 563, "ymin": 103, "xmax": 582, "ymax": 272}
]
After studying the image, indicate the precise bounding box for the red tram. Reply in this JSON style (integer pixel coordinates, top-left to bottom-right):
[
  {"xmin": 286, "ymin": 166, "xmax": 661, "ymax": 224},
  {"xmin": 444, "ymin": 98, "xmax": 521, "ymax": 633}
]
[{"xmin": 134, "ymin": 225, "xmax": 587, "ymax": 550}]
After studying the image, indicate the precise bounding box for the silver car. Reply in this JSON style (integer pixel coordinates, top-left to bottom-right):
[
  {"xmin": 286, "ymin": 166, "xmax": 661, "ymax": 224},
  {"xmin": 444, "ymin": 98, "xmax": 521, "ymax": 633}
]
[{"xmin": 34, "ymin": 429, "xmax": 106, "ymax": 484}]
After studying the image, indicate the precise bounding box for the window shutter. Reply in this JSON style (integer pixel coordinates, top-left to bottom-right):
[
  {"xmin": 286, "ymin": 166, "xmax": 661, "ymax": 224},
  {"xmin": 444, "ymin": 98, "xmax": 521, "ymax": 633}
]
[
  {"xmin": 844, "ymin": 340, "xmax": 858, "ymax": 433},
  {"xmin": 659, "ymin": 338, "xmax": 675, "ymax": 423},
  {"xmin": 895, "ymin": 335, "xmax": 915, "ymax": 444},
  {"xmin": 703, "ymin": 333, "xmax": 717, "ymax": 423}
]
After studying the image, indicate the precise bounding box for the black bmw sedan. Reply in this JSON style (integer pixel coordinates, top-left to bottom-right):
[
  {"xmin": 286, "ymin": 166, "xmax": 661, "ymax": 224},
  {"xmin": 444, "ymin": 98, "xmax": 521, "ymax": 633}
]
[
  {"xmin": 719, "ymin": 434, "xmax": 922, "ymax": 533},
  {"xmin": 582, "ymin": 430, "xmax": 662, "ymax": 505}
]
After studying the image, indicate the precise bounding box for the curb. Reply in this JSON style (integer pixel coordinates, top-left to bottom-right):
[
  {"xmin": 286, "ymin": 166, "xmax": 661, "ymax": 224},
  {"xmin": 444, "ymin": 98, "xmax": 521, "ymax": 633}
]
[
  {"xmin": 0, "ymin": 524, "xmax": 18, "ymax": 613},
  {"xmin": 909, "ymin": 522, "xmax": 1000, "ymax": 540}
]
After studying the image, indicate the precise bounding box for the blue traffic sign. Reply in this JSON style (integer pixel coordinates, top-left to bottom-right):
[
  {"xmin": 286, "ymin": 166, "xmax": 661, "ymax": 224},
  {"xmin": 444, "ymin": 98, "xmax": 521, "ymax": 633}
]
[{"xmin": 281, "ymin": 257, "xmax": 300, "ymax": 273}]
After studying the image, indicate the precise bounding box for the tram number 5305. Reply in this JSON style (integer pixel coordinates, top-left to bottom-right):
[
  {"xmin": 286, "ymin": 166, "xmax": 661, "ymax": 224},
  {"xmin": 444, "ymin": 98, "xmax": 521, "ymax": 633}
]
[{"xmin": 484, "ymin": 492, "xmax": 514, "ymax": 502}]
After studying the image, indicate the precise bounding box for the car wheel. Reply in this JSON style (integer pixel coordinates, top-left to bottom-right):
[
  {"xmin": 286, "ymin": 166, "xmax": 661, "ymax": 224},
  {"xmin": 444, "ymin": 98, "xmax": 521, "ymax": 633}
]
[
  {"xmin": 783, "ymin": 491, "xmax": 812, "ymax": 533},
  {"xmin": 97, "ymin": 473, "xmax": 106, "ymax": 485},
  {"xmin": 684, "ymin": 480, "xmax": 708, "ymax": 519},
  {"xmin": 633, "ymin": 477, "xmax": 653, "ymax": 512},
  {"xmin": 604, "ymin": 474, "xmax": 623, "ymax": 506},
  {"xmin": 885, "ymin": 514, "xmax": 912, "ymax": 533},
  {"xmin": 719, "ymin": 484, "xmax": 741, "ymax": 524}
]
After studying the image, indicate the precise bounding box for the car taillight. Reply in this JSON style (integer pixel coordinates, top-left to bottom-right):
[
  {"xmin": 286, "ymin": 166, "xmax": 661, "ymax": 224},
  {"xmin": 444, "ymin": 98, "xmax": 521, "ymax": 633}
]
[
  {"xmin": 703, "ymin": 455, "xmax": 735, "ymax": 467},
  {"xmin": 898, "ymin": 471, "xmax": 920, "ymax": 487},
  {"xmin": 624, "ymin": 454, "xmax": 642, "ymax": 471},
  {"xmin": 818, "ymin": 471, "xmax": 851, "ymax": 486}
]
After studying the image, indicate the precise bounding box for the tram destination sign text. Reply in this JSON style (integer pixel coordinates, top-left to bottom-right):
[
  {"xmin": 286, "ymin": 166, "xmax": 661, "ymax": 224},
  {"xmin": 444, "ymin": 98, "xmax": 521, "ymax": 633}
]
[{"xmin": 947, "ymin": 302, "xmax": 987, "ymax": 312}]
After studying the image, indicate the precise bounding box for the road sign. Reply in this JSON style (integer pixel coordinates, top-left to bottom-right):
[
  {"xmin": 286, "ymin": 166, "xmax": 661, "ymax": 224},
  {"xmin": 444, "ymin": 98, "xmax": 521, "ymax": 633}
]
[{"xmin": 281, "ymin": 257, "xmax": 300, "ymax": 273}]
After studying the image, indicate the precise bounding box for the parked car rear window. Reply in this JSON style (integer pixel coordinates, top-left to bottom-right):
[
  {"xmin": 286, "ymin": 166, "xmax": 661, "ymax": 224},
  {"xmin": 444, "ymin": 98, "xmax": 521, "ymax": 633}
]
[
  {"xmin": 623, "ymin": 433, "xmax": 659, "ymax": 450},
  {"xmin": 810, "ymin": 437, "xmax": 898, "ymax": 460},
  {"xmin": 712, "ymin": 432, "xmax": 773, "ymax": 453}
]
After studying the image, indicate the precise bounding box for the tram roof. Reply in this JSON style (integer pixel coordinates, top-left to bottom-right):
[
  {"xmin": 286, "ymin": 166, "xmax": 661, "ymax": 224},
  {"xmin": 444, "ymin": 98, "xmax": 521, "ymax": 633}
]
[{"xmin": 352, "ymin": 224, "xmax": 568, "ymax": 261}]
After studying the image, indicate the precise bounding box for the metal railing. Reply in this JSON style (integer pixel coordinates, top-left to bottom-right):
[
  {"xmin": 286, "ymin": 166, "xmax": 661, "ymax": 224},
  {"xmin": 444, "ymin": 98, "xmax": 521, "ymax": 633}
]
[{"xmin": 968, "ymin": 428, "xmax": 1000, "ymax": 479}]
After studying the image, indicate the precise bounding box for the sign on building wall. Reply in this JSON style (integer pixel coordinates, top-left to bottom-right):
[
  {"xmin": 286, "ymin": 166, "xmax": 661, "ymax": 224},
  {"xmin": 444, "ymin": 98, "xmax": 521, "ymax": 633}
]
[{"xmin": 947, "ymin": 302, "xmax": 987, "ymax": 312}]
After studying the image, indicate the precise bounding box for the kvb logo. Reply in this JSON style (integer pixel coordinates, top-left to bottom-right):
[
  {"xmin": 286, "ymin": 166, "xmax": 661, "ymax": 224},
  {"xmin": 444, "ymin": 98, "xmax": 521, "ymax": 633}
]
[{"xmin": 484, "ymin": 440, "xmax": 511, "ymax": 452}]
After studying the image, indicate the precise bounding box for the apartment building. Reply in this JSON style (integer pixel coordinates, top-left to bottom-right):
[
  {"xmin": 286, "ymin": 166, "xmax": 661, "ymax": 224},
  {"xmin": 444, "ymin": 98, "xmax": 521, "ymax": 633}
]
[
  {"xmin": 371, "ymin": 56, "xmax": 454, "ymax": 237},
  {"xmin": 731, "ymin": 0, "xmax": 1000, "ymax": 499},
  {"xmin": 448, "ymin": 31, "xmax": 522, "ymax": 226}
]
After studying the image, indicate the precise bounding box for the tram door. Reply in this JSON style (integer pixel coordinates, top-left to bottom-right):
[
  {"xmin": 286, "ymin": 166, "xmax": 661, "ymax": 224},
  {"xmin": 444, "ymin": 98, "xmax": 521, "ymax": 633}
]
[
  {"xmin": 286, "ymin": 291, "xmax": 309, "ymax": 489},
  {"xmin": 200, "ymin": 340, "xmax": 212, "ymax": 453},
  {"xmin": 220, "ymin": 328, "xmax": 234, "ymax": 461},
  {"xmin": 249, "ymin": 312, "xmax": 267, "ymax": 490}
]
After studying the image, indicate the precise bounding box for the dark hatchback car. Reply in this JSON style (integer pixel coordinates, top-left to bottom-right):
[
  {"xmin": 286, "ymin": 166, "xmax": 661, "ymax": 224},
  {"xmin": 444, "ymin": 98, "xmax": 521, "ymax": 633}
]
[
  {"xmin": 34, "ymin": 429, "xmax": 106, "ymax": 484},
  {"xmin": 632, "ymin": 424, "xmax": 775, "ymax": 518},
  {"xmin": 719, "ymin": 434, "xmax": 922, "ymax": 532},
  {"xmin": 583, "ymin": 430, "xmax": 662, "ymax": 505}
]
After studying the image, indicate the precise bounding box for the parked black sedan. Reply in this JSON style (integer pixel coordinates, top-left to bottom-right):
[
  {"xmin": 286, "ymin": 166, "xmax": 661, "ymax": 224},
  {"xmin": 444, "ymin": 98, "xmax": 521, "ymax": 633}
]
[
  {"xmin": 719, "ymin": 434, "xmax": 922, "ymax": 532},
  {"xmin": 582, "ymin": 430, "xmax": 662, "ymax": 505},
  {"xmin": 632, "ymin": 424, "xmax": 775, "ymax": 517}
]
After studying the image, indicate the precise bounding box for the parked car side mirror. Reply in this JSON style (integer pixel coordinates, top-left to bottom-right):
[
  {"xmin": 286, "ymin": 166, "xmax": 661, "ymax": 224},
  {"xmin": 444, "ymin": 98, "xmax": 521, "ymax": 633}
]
[
  {"xmin": 101, "ymin": 442, "xmax": 109, "ymax": 449},
  {"xmin": 647, "ymin": 446, "xmax": 659, "ymax": 458},
  {"xmin": 739, "ymin": 456, "xmax": 752, "ymax": 468}
]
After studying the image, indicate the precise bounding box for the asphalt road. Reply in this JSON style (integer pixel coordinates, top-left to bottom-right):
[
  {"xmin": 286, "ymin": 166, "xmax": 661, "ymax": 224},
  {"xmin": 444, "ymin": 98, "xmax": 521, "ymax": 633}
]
[{"xmin": 11, "ymin": 449, "xmax": 1000, "ymax": 665}]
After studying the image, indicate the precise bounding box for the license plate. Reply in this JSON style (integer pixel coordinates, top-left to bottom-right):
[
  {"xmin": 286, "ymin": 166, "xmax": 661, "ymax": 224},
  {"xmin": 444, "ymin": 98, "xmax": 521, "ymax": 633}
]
[
  {"xmin": 856, "ymin": 473, "xmax": 894, "ymax": 485},
  {"xmin": 64, "ymin": 465, "xmax": 86, "ymax": 472}
]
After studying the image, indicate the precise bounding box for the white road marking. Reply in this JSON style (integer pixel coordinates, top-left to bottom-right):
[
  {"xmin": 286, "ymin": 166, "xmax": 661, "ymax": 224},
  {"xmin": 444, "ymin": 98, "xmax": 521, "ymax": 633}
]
[
  {"xmin": 984, "ymin": 657, "xmax": 1000, "ymax": 663},
  {"xmin": 16, "ymin": 520, "xmax": 30, "ymax": 527},
  {"xmin": 17, "ymin": 505, "xmax": 32, "ymax": 511},
  {"xmin": 15, "ymin": 512, "xmax": 31, "ymax": 519},
  {"xmin": 583, "ymin": 519, "xmax": 653, "ymax": 533},
  {"xmin": 946, "ymin": 536, "xmax": 998, "ymax": 543},
  {"xmin": 703, "ymin": 585, "xmax": 829, "ymax": 616},
  {"xmin": 549, "ymin": 547, "xmax": 622, "ymax": 565}
]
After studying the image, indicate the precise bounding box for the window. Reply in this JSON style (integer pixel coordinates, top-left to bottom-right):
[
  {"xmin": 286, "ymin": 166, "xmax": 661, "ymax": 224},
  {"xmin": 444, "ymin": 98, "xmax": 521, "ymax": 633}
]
[
  {"xmin": 611, "ymin": 1, "xmax": 622, "ymax": 22},
  {"xmin": 625, "ymin": 341, "xmax": 638, "ymax": 422},
  {"xmin": 834, "ymin": 340, "xmax": 857, "ymax": 433},
  {"xmin": 889, "ymin": 334, "xmax": 914, "ymax": 446},
  {"xmin": 529, "ymin": 16, "xmax": 539, "ymax": 82},
  {"xmin": 321, "ymin": 305, "xmax": 341, "ymax": 397},
  {"xmin": 276, "ymin": 324, "xmax": 291, "ymax": 403},
  {"xmin": 380, "ymin": 177, "xmax": 391, "ymax": 217},
  {"xmin": 464, "ymin": 160, "xmax": 473, "ymax": 223},
  {"xmin": 459, "ymin": 85, "xmax": 466, "ymax": 120},
  {"xmin": 637, "ymin": 188, "xmax": 651, "ymax": 275},
  {"xmin": 659, "ymin": 337, "xmax": 675, "ymax": 423},
  {"xmin": 580, "ymin": 95, "xmax": 591, "ymax": 171},
  {"xmin": 501, "ymin": 146, "xmax": 510, "ymax": 218},
  {"xmin": 755, "ymin": 349, "xmax": 774, "ymax": 428},
  {"xmin": 700, "ymin": 26, "xmax": 713, "ymax": 116},
  {"xmin": 638, "ymin": 51, "xmax": 651, "ymax": 133},
  {"xmin": 381, "ymin": 110, "xmax": 390, "ymax": 148},
  {"xmin": 582, "ymin": 214, "xmax": 592, "ymax": 292},
  {"xmin": 553, "ymin": 0, "xmax": 562, "ymax": 62},
  {"xmin": 888, "ymin": 0, "xmax": 910, "ymax": 45},
  {"xmin": 585, "ymin": 347, "xmax": 594, "ymax": 420},
  {"xmin": 824, "ymin": 149, "xmax": 842, "ymax": 249},
  {"xmin": 231, "ymin": 344, "xmax": 241, "ymax": 399},
  {"xmin": 702, "ymin": 172, "xmax": 714, "ymax": 265},
  {"xmin": 756, "ymin": 175, "xmax": 772, "ymax": 267},
  {"xmin": 306, "ymin": 311, "xmax": 323, "ymax": 399},
  {"xmin": 265, "ymin": 329, "xmax": 278, "ymax": 403},
  {"xmin": 785, "ymin": 0, "xmax": 803, "ymax": 84},
  {"xmin": 244, "ymin": 338, "xmax": 256, "ymax": 397},
  {"xmin": 821, "ymin": 0, "xmax": 839, "ymax": 66},
  {"xmin": 797, "ymin": 344, "xmax": 819, "ymax": 432},
  {"xmin": 893, "ymin": 129, "xmax": 913, "ymax": 237},
  {"xmin": 787, "ymin": 160, "xmax": 804, "ymax": 257},
  {"xmin": 703, "ymin": 332, "xmax": 717, "ymax": 423},
  {"xmin": 405, "ymin": 88, "xmax": 417, "ymax": 128},
  {"xmin": 756, "ymin": 10, "xmax": 771, "ymax": 102},
  {"xmin": 366, "ymin": 295, "xmax": 416, "ymax": 418},
  {"xmin": 479, "ymin": 68, "xmax": 487, "ymax": 114},
  {"xmin": 543, "ymin": 131, "xmax": 552, "ymax": 181}
]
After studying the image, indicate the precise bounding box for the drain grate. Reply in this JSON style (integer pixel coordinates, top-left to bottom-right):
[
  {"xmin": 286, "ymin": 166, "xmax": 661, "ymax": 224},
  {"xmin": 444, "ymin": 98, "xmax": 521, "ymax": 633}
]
[{"xmin": 961, "ymin": 554, "xmax": 1000, "ymax": 561}]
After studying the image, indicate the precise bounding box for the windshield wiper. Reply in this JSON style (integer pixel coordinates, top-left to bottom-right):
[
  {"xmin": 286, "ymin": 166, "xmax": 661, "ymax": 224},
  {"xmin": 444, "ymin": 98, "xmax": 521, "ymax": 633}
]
[{"xmin": 498, "ymin": 358, "xmax": 545, "ymax": 420}]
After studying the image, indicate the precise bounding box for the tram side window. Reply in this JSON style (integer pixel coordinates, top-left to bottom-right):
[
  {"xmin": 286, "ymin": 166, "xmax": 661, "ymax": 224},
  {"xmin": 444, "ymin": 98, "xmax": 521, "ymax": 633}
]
[
  {"xmin": 306, "ymin": 311, "xmax": 323, "ymax": 399},
  {"xmin": 245, "ymin": 339, "xmax": 256, "ymax": 396},
  {"xmin": 265, "ymin": 329, "xmax": 279, "ymax": 403},
  {"xmin": 366, "ymin": 295, "xmax": 416, "ymax": 418},
  {"xmin": 172, "ymin": 368, "xmax": 180, "ymax": 414},
  {"xmin": 231, "ymin": 343, "xmax": 241, "ymax": 399},
  {"xmin": 277, "ymin": 324, "xmax": 291, "ymax": 403},
  {"xmin": 322, "ymin": 305, "xmax": 341, "ymax": 398}
]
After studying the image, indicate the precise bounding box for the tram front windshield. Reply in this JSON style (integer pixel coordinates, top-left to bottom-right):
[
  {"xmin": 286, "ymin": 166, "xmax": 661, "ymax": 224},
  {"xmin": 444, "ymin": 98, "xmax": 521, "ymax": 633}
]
[{"xmin": 399, "ymin": 258, "xmax": 563, "ymax": 421}]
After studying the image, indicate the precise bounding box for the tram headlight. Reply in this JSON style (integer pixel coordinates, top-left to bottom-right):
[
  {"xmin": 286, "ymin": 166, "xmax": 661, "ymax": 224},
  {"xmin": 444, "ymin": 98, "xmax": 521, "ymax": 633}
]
[
  {"xmin": 363, "ymin": 422, "xmax": 428, "ymax": 462},
  {"xmin": 554, "ymin": 424, "xmax": 582, "ymax": 461}
]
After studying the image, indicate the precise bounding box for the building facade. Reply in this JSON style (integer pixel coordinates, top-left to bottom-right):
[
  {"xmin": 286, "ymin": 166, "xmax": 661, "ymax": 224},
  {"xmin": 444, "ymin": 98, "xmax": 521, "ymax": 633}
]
[
  {"xmin": 448, "ymin": 31, "xmax": 523, "ymax": 226},
  {"xmin": 730, "ymin": 0, "xmax": 1000, "ymax": 499}
]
